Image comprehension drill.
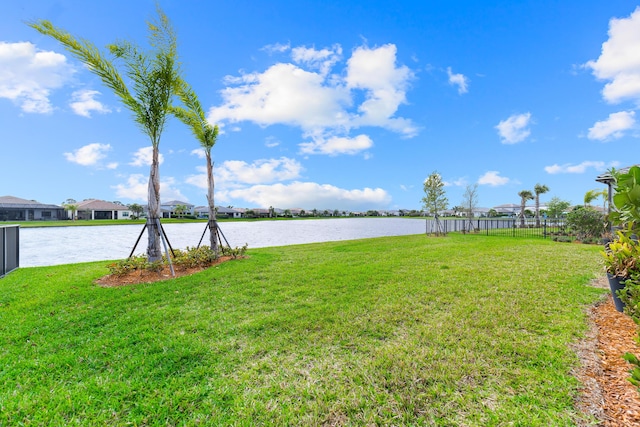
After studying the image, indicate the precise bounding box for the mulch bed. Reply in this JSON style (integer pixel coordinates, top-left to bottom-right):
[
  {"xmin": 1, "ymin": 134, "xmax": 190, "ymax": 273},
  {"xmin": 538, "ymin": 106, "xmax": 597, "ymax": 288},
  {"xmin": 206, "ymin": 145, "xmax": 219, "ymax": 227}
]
[
  {"xmin": 94, "ymin": 255, "xmax": 235, "ymax": 287},
  {"xmin": 575, "ymin": 277, "xmax": 640, "ymax": 426}
]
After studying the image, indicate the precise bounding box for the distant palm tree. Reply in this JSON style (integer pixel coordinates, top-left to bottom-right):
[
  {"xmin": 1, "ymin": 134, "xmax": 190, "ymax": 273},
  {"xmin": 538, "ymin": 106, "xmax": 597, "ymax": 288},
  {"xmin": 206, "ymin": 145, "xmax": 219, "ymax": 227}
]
[
  {"xmin": 174, "ymin": 204, "xmax": 187, "ymax": 219},
  {"xmin": 128, "ymin": 203, "xmax": 144, "ymax": 219},
  {"xmin": 534, "ymin": 183, "xmax": 549, "ymax": 227},
  {"xmin": 30, "ymin": 7, "xmax": 182, "ymax": 262},
  {"xmin": 171, "ymin": 79, "xmax": 220, "ymax": 255},
  {"xmin": 584, "ymin": 189, "xmax": 599, "ymax": 207},
  {"xmin": 518, "ymin": 190, "xmax": 534, "ymax": 228}
]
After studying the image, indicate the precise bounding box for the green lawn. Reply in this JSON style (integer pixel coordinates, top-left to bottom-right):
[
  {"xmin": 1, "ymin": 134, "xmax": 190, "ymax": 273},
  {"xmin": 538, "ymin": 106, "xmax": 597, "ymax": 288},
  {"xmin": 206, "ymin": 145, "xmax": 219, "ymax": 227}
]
[{"xmin": 0, "ymin": 234, "xmax": 606, "ymax": 426}]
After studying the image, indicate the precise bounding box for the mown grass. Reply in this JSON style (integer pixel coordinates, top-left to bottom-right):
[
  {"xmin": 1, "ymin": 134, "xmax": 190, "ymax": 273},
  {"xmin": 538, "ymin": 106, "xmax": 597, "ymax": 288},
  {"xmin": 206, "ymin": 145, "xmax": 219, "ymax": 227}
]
[{"xmin": 0, "ymin": 234, "xmax": 606, "ymax": 426}]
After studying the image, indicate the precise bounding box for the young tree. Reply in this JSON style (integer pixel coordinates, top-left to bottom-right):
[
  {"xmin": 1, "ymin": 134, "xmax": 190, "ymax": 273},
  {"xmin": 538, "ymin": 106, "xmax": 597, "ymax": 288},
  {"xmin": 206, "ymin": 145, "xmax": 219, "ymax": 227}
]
[
  {"xmin": 30, "ymin": 6, "xmax": 181, "ymax": 262},
  {"xmin": 518, "ymin": 190, "xmax": 534, "ymax": 227},
  {"xmin": 171, "ymin": 80, "xmax": 220, "ymax": 254},
  {"xmin": 461, "ymin": 183, "xmax": 479, "ymax": 218},
  {"xmin": 422, "ymin": 171, "xmax": 448, "ymax": 217},
  {"xmin": 546, "ymin": 196, "xmax": 571, "ymax": 220},
  {"xmin": 534, "ymin": 183, "xmax": 549, "ymax": 227}
]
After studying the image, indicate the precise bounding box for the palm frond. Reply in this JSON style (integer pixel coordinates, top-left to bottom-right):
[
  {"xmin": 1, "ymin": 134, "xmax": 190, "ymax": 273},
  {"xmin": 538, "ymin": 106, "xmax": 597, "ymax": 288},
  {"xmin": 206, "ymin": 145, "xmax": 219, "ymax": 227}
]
[{"xmin": 29, "ymin": 20, "xmax": 137, "ymax": 112}]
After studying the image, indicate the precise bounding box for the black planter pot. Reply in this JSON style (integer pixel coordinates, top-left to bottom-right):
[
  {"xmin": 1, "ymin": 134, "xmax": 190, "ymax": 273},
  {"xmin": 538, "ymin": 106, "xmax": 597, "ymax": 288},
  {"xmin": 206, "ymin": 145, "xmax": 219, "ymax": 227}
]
[{"xmin": 607, "ymin": 273, "xmax": 627, "ymax": 312}]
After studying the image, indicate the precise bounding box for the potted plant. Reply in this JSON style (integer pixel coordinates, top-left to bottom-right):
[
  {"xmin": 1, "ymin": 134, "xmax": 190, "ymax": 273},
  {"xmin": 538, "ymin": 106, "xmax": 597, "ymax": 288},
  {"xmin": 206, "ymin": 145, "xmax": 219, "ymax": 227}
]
[
  {"xmin": 601, "ymin": 165, "xmax": 640, "ymax": 312},
  {"xmin": 601, "ymin": 228, "xmax": 639, "ymax": 311}
]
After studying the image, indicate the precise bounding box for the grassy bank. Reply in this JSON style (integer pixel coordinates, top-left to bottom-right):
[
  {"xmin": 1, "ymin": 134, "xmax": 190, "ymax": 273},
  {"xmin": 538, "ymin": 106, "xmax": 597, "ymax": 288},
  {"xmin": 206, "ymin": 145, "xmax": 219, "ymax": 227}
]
[{"xmin": 0, "ymin": 234, "xmax": 605, "ymax": 425}]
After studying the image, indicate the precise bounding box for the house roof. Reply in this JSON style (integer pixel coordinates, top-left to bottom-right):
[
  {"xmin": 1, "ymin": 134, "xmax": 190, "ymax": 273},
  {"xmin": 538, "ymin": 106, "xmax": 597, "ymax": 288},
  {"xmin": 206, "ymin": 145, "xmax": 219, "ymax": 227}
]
[
  {"xmin": 0, "ymin": 195, "xmax": 62, "ymax": 209},
  {"xmin": 77, "ymin": 199, "xmax": 129, "ymax": 211},
  {"xmin": 216, "ymin": 206, "xmax": 241, "ymax": 214},
  {"xmin": 162, "ymin": 200, "xmax": 194, "ymax": 207}
]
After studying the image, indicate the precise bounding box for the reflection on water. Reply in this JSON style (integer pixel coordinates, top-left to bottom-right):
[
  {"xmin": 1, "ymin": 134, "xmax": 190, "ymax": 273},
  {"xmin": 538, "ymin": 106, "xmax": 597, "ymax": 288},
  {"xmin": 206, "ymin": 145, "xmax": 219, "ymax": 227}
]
[{"xmin": 20, "ymin": 218, "xmax": 426, "ymax": 267}]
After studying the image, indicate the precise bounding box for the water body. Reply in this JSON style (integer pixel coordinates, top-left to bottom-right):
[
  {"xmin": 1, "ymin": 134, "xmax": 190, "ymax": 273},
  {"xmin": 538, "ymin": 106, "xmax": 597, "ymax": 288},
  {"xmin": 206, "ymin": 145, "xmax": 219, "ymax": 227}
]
[{"xmin": 20, "ymin": 218, "xmax": 426, "ymax": 267}]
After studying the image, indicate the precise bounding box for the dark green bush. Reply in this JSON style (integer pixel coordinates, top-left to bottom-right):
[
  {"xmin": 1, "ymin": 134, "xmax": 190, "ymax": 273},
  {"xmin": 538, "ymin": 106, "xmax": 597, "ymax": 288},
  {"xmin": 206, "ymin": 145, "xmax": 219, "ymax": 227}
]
[{"xmin": 565, "ymin": 207, "xmax": 605, "ymax": 241}]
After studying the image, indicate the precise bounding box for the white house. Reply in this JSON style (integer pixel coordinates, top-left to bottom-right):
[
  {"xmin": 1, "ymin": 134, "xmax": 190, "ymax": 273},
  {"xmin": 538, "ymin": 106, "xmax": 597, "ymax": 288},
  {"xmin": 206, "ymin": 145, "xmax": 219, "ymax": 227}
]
[
  {"xmin": 76, "ymin": 199, "xmax": 132, "ymax": 220},
  {"xmin": 160, "ymin": 200, "xmax": 195, "ymax": 217}
]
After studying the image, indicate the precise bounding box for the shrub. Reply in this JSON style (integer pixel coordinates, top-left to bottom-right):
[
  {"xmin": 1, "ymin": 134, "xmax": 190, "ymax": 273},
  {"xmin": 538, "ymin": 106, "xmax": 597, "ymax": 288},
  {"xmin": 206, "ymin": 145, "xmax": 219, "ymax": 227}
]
[
  {"xmin": 107, "ymin": 256, "xmax": 147, "ymax": 276},
  {"xmin": 565, "ymin": 207, "xmax": 605, "ymax": 241},
  {"xmin": 221, "ymin": 243, "xmax": 249, "ymax": 259},
  {"xmin": 106, "ymin": 244, "xmax": 249, "ymax": 276}
]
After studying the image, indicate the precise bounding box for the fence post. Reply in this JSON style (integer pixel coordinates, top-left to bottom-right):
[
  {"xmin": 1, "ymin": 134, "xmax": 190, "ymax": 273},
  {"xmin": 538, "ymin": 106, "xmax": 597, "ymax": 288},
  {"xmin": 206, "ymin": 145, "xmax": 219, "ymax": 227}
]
[
  {"xmin": 543, "ymin": 219, "xmax": 547, "ymax": 238},
  {"xmin": 1, "ymin": 227, "xmax": 4, "ymax": 277},
  {"xmin": 0, "ymin": 225, "xmax": 19, "ymax": 278}
]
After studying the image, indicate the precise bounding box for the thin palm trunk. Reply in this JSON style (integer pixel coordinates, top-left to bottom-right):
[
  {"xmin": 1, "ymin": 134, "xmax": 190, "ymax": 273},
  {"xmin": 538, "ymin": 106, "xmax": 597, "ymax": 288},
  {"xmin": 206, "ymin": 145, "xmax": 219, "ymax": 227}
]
[
  {"xmin": 520, "ymin": 200, "xmax": 526, "ymax": 228},
  {"xmin": 147, "ymin": 148, "xmax": 162, "ymax": 261},
  {"xmin": 206, "ymin": 152, "xmax": 219, "ymax": 256},
  {"xmin": 535, "ymin": 196, "xmax": 541, "ymax": 227}
]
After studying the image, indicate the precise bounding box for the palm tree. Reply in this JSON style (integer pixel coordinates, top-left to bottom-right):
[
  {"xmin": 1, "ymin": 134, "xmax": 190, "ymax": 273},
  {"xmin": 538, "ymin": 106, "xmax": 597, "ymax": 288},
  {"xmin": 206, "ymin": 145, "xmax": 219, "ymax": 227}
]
[
  {"xmin": 128, "ymin": 203, "xmax": 144, "ymax": 220},
  {"xmin": 30, "ymin": 7, "xmax": 181, "ymax": 262},
  {"xmin": 62, "ymin": 198, "xmax": 78, "ymax": 221},
  {"xmin": 533, "ymin": 183, "xmax": 549, "ymax": 227},
  {"xmin": 174, "ymin": 204, "xmax": 187, "ymax": 219},
  {"xmin": 584, "ymin": 189, "xmax": 600, "ymax": 207},
  {"xmin": 171, "ymin": 79, "xmax": 220, "ymax": 255},
  {"xmin": 518, "ymin": 190, "xmax": 534, "ymax": 228}
]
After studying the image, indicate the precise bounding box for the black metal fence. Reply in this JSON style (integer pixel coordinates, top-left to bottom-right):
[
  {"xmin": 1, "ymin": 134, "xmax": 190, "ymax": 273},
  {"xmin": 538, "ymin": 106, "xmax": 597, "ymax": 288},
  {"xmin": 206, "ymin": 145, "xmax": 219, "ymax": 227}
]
[
  {"xmin": 425, "ymin": 218, "xmax": 567, "ymax": 239},
  {"xmin": 1, "ymin": 225, "xmax": 19, "ymax": 277}
]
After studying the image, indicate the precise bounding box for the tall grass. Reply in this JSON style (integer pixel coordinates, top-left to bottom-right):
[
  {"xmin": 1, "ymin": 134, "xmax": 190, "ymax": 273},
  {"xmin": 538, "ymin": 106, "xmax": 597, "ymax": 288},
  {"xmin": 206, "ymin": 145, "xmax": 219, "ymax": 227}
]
[{"xmin": 0, "ymin": 234, "xmax": 605, "ymax": 425}]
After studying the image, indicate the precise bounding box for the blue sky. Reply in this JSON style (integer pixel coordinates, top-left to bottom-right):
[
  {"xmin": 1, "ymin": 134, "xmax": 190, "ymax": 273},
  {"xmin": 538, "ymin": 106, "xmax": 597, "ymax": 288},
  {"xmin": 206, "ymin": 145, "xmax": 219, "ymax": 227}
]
[{"xmin": 1, "ymin": 1, "xmax": 639, "ymax": 211}]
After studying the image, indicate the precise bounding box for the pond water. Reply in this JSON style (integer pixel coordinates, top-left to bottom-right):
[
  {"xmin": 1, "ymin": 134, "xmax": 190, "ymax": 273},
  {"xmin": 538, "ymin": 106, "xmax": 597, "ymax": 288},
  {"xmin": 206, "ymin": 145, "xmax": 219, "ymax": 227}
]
[{"xmin": 20, "ymin": 218, "xmax": 426, "ymax": 267}]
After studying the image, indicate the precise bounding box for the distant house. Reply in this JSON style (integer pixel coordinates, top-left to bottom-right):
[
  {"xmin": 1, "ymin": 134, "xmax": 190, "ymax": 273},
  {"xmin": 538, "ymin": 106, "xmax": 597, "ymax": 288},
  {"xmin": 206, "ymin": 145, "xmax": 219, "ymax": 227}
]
[
  {"xmin": 217, "ymin": 206, "xmax": 243, "ymax": 219},
  {"xmin": 194, "ymin": 206, "xmax": 243, "ymax": 219},
  {"xmin": 492, "ymin": 204, "xmax": 520, "ymax": 216},
  {"xmin": 76, "ymin": 199, "xmax": 132, "ymax": 220},
  {"xmin": 0, "ymin": 195, "xmax": 65, "ymax": 221},
  {"xmin": 160, "ymin": 200, "xmax": 195, "ymax": 218}
]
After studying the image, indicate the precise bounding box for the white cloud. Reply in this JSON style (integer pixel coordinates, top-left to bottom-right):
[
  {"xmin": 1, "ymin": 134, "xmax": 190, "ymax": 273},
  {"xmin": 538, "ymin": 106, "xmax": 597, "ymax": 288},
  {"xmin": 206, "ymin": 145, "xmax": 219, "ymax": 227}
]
[
  {"xmin": 191, "ymin": 148, "xmax": 206, "ymax": 159},
  {"xmin": 443, "ymin": 177, "xmax": 467, "ymax": 187},
  {"xmin": 585, "ymin": 7, "xmax": 640, "ymax": 104},
  {"xmin": 216, "ymin": 157, "xmax": 303, "ymax": 185},
  {"xmin": 113, "ymin": 174, "xmax": 186, "ymax": 201},
  {"xmin": 219, "ymin": 181, "xmax": 391, "ymax": 210},
  {"xmin": 447, "ymin": 67, "xmax": 469, "ymax": 94},
  {"xmin": 208, "ymin": 43, "xmax": 417, "ymax": 155},
  {"xmin": 129, "ymin": 146, "xmax": 165, "ymax": 167},
  {"xmin": 186, "ymin": 157, "xmax": 304, "ymax": 194},
  {"xmin": 587, "ymin": 110, "xmax": 636, "ymax": 140},
  {"xmin": 544, "ymin": 160, "xmax": 618, "ymax": 174},
  {"xmin": 185, "ymin": 166, "xmax": 208, "ymax": 190},
  {"xmin": 291, "ymin": 44, "xmax": 342, "ymax": 76},
  {"xmin": 209, "ymin": 62, "xmax": 351, "ymax": 130},
  {"xmin": 299, "ymin": 134, "xmax": 373, "ymax": 155},
  {"xmin": 265, "ymin": 136, "xmax": 280, "ymax": 148},
  {"xmin": 478, "ymin": 171, "xmax": 509, "ymax": 186},
  {"xmin": 64, "ymin": 143, "xmax": 111, "ymax": 166},
  {"xmin": 69, "ymin": 89, "xmax": 111, "ymax": 117},
  {"xmin": 495, "ymin": 112, "xmax": 532, "ymax": 144},
  {"xmin": 346, "ymin": 44, "xmax": 417, "ymax": 135},
  {"xmin": 0, "ymin": 41, "xmax": 74, "ymax": 113},
  {"xmin": 262, "ymin": 42, "xmax": 291, "ymax": 54}
]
